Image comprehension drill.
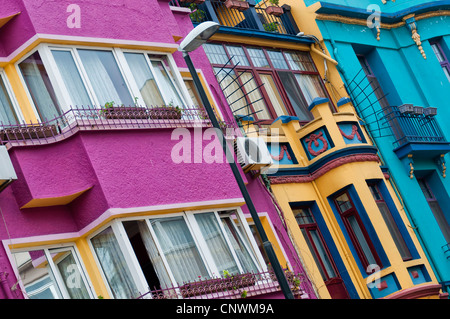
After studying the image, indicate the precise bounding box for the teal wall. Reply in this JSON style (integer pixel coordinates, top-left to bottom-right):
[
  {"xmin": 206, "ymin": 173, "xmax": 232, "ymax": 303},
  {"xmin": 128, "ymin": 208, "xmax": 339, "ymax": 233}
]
[{"xmin": 312, "ymin": 1, "xmax": 450, "ymax": 293}]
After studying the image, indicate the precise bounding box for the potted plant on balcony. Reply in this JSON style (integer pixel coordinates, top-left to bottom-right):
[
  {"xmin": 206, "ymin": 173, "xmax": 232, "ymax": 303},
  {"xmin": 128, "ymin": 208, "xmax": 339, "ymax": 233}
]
[
  {"xmin": 265, "ymin": 0, "xmax": 284, "ymax": 16},
  {"xmin": 148, "ymin": 102, "xmax": 183, "ymax": 120},
  {"xmin": 101, "ymin": 99, "xmax": 150, "ymax": 119},
  {"xmin": 224, "ymin": 0, "xmax": 249, "ymax": 12},
  {"xmin": 180, "ymin": 270, "xmax": 256, "ymax": 298}
]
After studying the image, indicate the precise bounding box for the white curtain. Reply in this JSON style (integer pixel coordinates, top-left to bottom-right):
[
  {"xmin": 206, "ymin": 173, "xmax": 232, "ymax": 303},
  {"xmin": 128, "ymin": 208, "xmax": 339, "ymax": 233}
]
[
  {"xmin": 137, "ymin": 221, "xmax": 172, "ymax": 290},
  {"xmin": 294, "ymin": 74, "xmax": 327, "ymax": 106},
  {"xmin": 195, "ymin": 213, "xmax": 239, "ymax": 276},
  {"xmin": 221, "ymin": 217, "xmax": 259, "ymax": 274},
  {"xmin": 54, "ymin": 251, "xmax": 91, "ymax": 299},
  {"xmin": 215, "ymin": 68, "xmax": 248, "ymax": 117},
  {"xmin": 239, "ymin": 72, "xmax": 271, "ymax": 119},
  {"xmin": 259, "ymin": 74, "xmax": 288, "ymax": 118},
  {"xmin": 91, "ymin": 227, "xmax": 140, "ymax": 299},
  {"xmin": 19, "ymin": 52, "xmax": 61, "ymax": 121},
  {"xmin": 52, "ymin": 50, "xmax": 92, "ymax": 108},
  {"xmin": 150, "ymin": 60, "xmax": 183, "ymax": 108},
  {"xmin": 150, "ymin": 217, "xmax": 209, "ymax": 284},
  {"xmin": 124, "ymin": 53, "xmax": 164, "ymax": 107},
  {"xmin": 78, "ymin": 49, "xmax": 133, "ymax": 107}
]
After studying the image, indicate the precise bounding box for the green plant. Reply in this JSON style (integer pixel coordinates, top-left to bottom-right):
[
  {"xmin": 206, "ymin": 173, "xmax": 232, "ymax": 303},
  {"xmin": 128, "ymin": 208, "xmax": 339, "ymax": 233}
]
[
  {"xmin": 189, "ymin": 3, "xmax": 206, "ymax": 23},
  {"xmin": 263, "ymin": 22, "xmax": 278, "ymax": 32},
  {"xmin": 104, "ymin": 101, "xmax": 115, "ymax": 109},
  {"xmin": 268, "ymin": 0, "xmax": 279, "ymax": 5}
]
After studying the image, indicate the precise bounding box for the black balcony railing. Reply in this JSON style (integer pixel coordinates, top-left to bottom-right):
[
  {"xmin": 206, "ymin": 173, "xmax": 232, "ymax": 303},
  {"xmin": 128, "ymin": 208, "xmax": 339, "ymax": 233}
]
[
  {"xmin": 169, "ymin": 0, "xmax": 300, "ymax": 35},
  {"xmin": 384, "ymin": 105, "xmax": 447, "ymax": 148}
]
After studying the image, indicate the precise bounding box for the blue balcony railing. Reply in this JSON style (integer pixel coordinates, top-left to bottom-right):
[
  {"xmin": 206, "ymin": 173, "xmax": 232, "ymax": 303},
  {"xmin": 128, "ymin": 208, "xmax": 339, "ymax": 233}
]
[
  {"xmin": 169, "ymin": 0, "xmax": 300, "ymax": 35},
  {"xmin": 384, "ymin": 105, "xmax": 450, "ymax": 159}
]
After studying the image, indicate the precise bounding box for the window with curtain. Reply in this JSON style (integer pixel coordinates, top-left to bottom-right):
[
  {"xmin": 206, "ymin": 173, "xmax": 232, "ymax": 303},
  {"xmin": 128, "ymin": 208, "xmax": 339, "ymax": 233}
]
[
  {"xmin": 19, "ymin": 46, "xmax": 189, "ymax": 118},
  {"xmin": 0, "ymin": 75, "xmax": 19, "ymax": 125},
  {"xmin": 202, "ymin": 43, "xmax": 331, "ymax": 125},
  {"xmin": 333, "ymin": 190, "xmax": 383, "ymax": 272},
  {"xmin": 91, "ymin": 227, "xmax": 140, "ymax": 299},
  {"xmin": 11, "ymin": 247, "xmax": 93, "ymax": 299},
  {"xmin": 18, "ymin": 51, "xmax": 62, "ymax": 121},
  {"xmin": 96, "ymin": 210, "xmax": 263, "ymax": 296}
]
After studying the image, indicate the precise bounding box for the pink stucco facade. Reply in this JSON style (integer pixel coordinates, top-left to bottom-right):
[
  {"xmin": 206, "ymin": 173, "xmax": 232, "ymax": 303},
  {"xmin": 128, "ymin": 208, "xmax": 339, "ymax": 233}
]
[{"xmin": 0, "ymin": 0, "xmax": 315, "ymax": 299}]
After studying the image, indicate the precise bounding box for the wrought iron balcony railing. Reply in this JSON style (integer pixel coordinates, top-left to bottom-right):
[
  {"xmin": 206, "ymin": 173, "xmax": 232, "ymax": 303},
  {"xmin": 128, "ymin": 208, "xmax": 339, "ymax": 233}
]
[
  {"xmin": 0, "ymin": 105, "xmax": 230, "ymax": 147},
  {"xmin": 136, "ymin": 270, "xmax": 311, "ymax": 299},
  {"xmin": 384, "ymin": 105, "xmax": 447, "ymax": 147},
  {"xmin": 169, "ymin": 0, "xmax": 300, "ymax": 35}
]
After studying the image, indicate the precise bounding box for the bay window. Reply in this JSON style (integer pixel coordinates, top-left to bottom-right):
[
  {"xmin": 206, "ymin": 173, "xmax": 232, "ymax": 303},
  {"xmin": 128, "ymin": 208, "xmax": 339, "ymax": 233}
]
[
  {"xmin": 11, "ymin": 246, "xmax": 94, "ymax": 299},
  {"xmin": 89, "ymin": 209, "xmax": 265, "ymax": 298},
  {"xmin": 17, "ymin": 44, "xmax": 194, "ymax": 121},
  {"xmin": 203, "ymin": 43, "xmax": 331, "ymax": 125}
]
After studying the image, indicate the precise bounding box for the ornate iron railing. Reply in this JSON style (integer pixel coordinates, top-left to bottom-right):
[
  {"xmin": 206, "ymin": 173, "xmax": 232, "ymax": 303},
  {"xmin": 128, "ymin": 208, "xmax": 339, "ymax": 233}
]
[
  {"xmin": 169, "ymin": 0, "xmax": 298, "ymax": 35},
  {"xmin": 136, "ymin": 270, "xmax": 310, "ymax": 300},
  {"xmin": 383, "ymin": 105, "xmax": 447, "ymax": 147},
  {"xmin": 0, "ymin": 105, "xmax": 235, "ymax": 147}
]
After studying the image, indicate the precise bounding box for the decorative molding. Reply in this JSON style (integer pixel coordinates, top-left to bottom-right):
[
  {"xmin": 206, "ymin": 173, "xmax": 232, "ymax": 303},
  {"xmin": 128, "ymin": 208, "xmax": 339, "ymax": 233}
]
[
  {"xmin": 305, "ymin": 131, "xmax": 329, "ymax": 157},
  {"xmin": 384, "ymin": 284, "xmax": 442, "ymax": 299},
  {"xmin": 403, "ymin": 14, "xmax": 426, "ymax": 59},
  {"xmin": 268, "ymin": 153, "xmax": 380, "ymax": 184},
  {"xmin": 315, "ymin": 10, "xmax": 450, "ymax": 30},
  {"xmin": 339, "ymin": 124, "xmax": 362, "ymax": 141},
  {"xmin": 271, "ymin": 145, "xmax": 292, "ymax": 162}
]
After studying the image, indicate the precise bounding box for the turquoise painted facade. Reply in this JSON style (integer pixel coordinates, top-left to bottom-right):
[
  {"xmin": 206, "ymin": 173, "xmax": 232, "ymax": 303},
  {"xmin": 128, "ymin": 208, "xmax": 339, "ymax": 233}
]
[{"xmin": 307, "ymin": 0, "xmax": 450, "ymax": 295}]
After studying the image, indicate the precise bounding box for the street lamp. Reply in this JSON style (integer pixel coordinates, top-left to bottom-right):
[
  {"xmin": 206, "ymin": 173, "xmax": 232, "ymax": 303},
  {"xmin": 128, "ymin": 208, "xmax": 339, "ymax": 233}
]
[{"xmin": 180, "ymin": 22, "xmax": 294, "ymax": 300}]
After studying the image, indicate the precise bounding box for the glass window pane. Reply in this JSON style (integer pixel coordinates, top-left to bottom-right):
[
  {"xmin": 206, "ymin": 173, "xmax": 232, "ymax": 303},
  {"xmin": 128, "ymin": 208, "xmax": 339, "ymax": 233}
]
[
  {"xmin": 184, "ymin": 79, "xmax": 203, "ymax": 108},
  {"xmin": 78, "ymin": 49, "xmax": 134, "ymax": 107},
  {"xmin": 150, "ymin": 60, "xmax": 183, "ymax": 107},
  {"xmin": 293, "ymin": 208, "xmax": 315, "ymax": 225},
  {"xmin": 376, "ymin": 202, "xmax": 412, "ymax": 260},
  {"xmin": 431, "ymin": 44, "xmax": 445, "ymax": 62},
  {"xmin": 49, "ymin": 248, "xmax": 91, "ymax": 299},
  {"xmin": 310, "ymin": 230, "xmax": 337, "ymax": 279},
  {"xmin": 285, "ymin": 51, "xmax": 315, "ymax": 72},
  {"xmin": 247, "ymin": 48, "xmax": 269, "ymax": 68},
  {"xmin": 335, "ymin": 193, "xmax": 353, "ymax": 213},
  {"xmin": 51, "ymin": 50, "xmax": 92, "ymax": 108},
  {"xmin": 443, "ymin": 66, "xmax": 450, "ymax": 82},
  {"xmin": 259, "ymin": 73, "xmax": 288, "ymax": 117},
  {"xmin": 91, "ymin": 227, "xmax": 140, "ymax": 299},
  {"xmin": 0, "ymin": 77, "xmax": 18, "ymax": 125},
  {"xmin": 203, "ymin": 43, "xmax": 230, "ymax": 65},
  {"xmin": 195, "ymin": 213, "xmax": 240, "ymax": 275},
  {"xmin": 277, "ymin": 71, "xmax": 313, "ymax": 121},
  {"xmin": 301, "ymin": 228, "xmax": 328, "ymax": 281},
  {"xmin": 214, "ymin": 68, "xmax": 248, "ymax": 117},
  {"xmin": 294, "ymin": 74, "xmax": 328, "ymax": 106},
  {"xmin": 347, "ymin": 215, "xmax": 377, "ymax": 267},
  {"xmin": 19, "ymin": 51, "xmax": 61, "ymax": 120},
  {"xmin": 221, "ymin": 216, "xmax": 259, "ymax": 274},
  {"xmin": 124, "ymin": 53, "xmax": 164, "ymax": 107},
  {"xmin": 150, "ymin": 216, "xmax": 209, "ymax": 283},
  {"xmin": 11, "ymin": 250, "xmax": 63, "ymax": 299},
  {"xmin": 239, "ymin": 71, "xmax": 271, "ymax": 119},
  {"xmin": 227, "ymin": 45, "xmax": 250, "ymax": 66},
  {"xmin": 267, "ymin": 50, "xmax": 288, "ymax": 69}
]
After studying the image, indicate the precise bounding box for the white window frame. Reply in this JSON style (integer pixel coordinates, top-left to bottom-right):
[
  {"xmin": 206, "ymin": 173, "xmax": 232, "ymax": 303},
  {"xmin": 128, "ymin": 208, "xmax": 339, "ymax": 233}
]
[
  {"xmin": 15, "ymin": 44, "xmax": 195, "ymax": 123},
  {"xmin": 10, "ymin": 244, "xmax": 96, "ymax": 299},
  {"xmin": 87, "ymin": 207, "xmax": 267, "ymax": 298}
]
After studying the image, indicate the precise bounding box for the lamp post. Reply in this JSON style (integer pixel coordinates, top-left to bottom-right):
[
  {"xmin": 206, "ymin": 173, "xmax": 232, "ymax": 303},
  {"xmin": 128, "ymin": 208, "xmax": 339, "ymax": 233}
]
[{"xmin": 180, "ymin": 22, "xmax": 294, "ymax": 300}]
